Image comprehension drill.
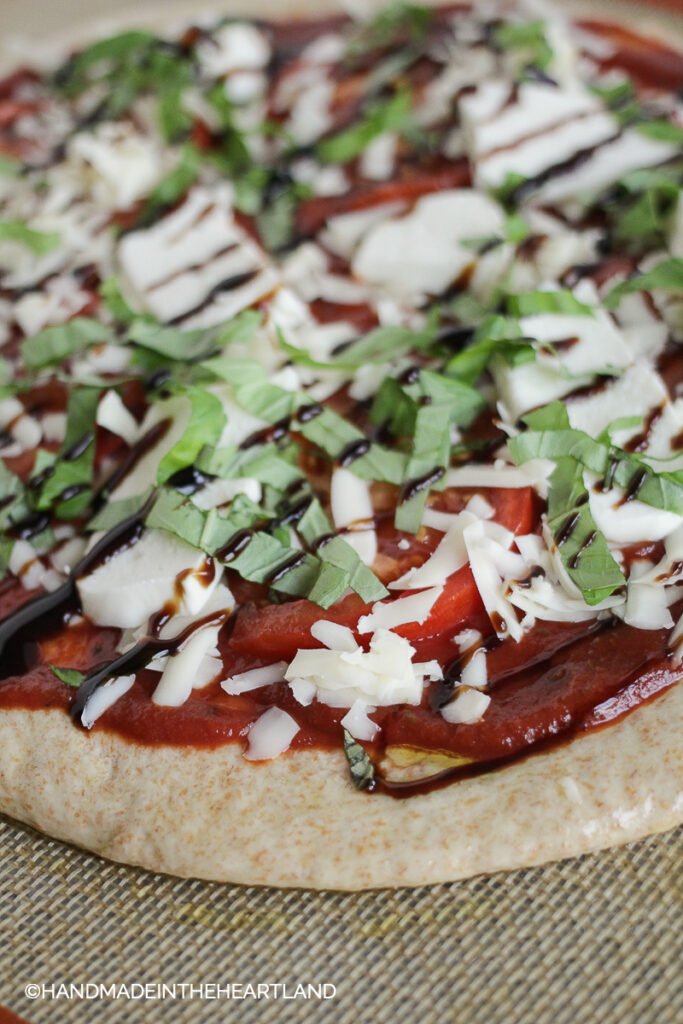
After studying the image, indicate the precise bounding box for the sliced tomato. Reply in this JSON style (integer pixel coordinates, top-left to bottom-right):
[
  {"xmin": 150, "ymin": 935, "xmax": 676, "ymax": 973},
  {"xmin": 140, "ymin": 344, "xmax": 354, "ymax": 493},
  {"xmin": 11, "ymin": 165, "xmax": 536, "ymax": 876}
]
[
  {"xmin": 579, "ymin": 18, "xmax": 683, "ymax": 91},
  {"xmin": 295, "ymin": 160, "xmax": 471, "ymax": 237},
  {"xmin": 228, "ymin": 486, "xmax": 535, "ymax": 663}
]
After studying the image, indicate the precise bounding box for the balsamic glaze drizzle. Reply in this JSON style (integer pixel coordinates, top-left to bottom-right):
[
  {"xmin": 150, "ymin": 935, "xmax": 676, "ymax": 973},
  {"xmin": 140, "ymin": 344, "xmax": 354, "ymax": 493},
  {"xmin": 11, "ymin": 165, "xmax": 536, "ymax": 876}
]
[{"xmin": 0, "ymin": 498, "xmax": 154, "ymax": 680}]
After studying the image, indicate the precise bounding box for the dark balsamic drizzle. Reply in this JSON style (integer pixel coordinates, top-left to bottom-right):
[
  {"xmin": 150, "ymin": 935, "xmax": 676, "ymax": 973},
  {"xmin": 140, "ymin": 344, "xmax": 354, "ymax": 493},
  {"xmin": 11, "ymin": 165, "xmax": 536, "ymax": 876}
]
[
  {"xmin": 509, "ymin": 131, "xmax": 623, "ymax": 204},
  {"xmin": 71, "ymin": 608, "xmax": 231, "ymax": 726},
  {"xmin": 7, "ymin": 510, "xmax": 51, "ymax": 541},
  {"xmin": 311, "ymin": 531, "xmax": 335, "ymax": 552},
  {"xmin": 238, "ymin": 415, "xmax": 291, "ymax": 450},
  {"xmin": 62, "ymin": 431, "xmax": 94, "ymax": 462},
  {"xmin": 264, "ymin": 551, "xmax": 306, "ymax": 585},
  {"xmin": 296, "ymin": 403, "xmax": 324, "ymax": 423},
  {"xmin": 556, "ymin": 511, "xmax": 580, "ymax": 545},
  {"xmin": 165, "ymin": 270, "xmax": 257, "ymax": 327},
  {"xmin": 397, "ymin": 364, "xmax": 421, "ymax": 384},
  {"xmin": 624, "ymin": 405, "xmax": 664, "ymax": 453},
  {"xmin": 216, "ymin": 528, "xmax": 253, "ymax": 562},
  {"xmin": 617, "ymin": 467, "xmax": 647, "ymax": 506},
  {"xmin": 434, "ymin": 324, "xmax": 476, "ymax": 353},
  {"xmin": 271, "ymin": 495, "xmax": 313, "ymax": 529},
  {"xmin": 399, "ymin": 466, "xmax": 445, "ymax": 504},
  {"xmin": 57, "ymin": 483, "xmax": 89, "ymax": 504},
  {"xmin": 337, "ymin": 438, "xmax": 371, "ymax": 466},
  {"xmin": 0, "ymin": 497, "xmax": 154, "ymax": 680},
  {"xmin": 166, "ymin": 465, "xmax": 214, "ymax": 496},
  {"xmin": 600, "ymin": 457, "xmax": 619, "ymax": 493},
  {"xmin": 94, "ymin": 419, "xmax": 171, "ymax": 508},
  {"xmin": 569, "ymin": 531, "xmax": 596, "ymax": 570}
]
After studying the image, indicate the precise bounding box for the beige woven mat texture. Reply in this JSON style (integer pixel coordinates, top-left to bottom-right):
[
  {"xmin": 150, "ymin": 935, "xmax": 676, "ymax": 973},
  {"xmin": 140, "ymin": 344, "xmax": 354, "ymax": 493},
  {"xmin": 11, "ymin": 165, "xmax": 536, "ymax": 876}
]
[{"xmin": 1, "ymin": 816, "xmax": 681, "ymax": 1024}]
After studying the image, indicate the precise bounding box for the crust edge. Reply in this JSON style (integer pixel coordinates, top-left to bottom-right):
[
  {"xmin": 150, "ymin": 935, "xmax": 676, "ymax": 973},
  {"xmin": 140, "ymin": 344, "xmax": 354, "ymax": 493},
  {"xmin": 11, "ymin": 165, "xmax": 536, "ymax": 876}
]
[{"xmin": 1, "ymin": 682, "xmax": 681, "ymax": 889}]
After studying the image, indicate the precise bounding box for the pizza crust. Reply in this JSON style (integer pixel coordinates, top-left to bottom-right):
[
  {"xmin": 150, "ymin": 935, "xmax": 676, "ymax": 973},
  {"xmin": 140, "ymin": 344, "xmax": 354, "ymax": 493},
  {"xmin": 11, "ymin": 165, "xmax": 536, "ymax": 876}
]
[{"xmin": 1, "ymin": 681, "xmax": 681, "ymax": 889}]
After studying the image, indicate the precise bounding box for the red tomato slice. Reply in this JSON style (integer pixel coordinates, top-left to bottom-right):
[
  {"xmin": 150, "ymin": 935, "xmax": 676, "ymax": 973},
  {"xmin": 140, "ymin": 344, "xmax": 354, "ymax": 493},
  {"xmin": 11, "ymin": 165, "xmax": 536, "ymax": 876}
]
[
  {"xmin": 228, "ymin": 487, "xmax": 535, "ymax": 663},
  {"xmin": 295, "ymin": 160, "xmax": 471, "ymax": 237}
]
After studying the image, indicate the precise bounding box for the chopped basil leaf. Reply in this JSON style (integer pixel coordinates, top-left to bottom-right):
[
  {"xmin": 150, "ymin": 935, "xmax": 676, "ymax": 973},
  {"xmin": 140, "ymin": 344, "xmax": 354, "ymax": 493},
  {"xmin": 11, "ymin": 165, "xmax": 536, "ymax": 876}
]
[
  {"xmin": 0, "ymin": 220, "xmax": 60, "ymax": 254},
  {"xmin": 21, "ymin": 318, "xmax": 112, "ymax": 370},
  {"xmin": 56, "ymin": 30, "xmax": 193, "ymax": 137},
  {"xmin": 495, "ymin": 172, "xmax": 530, "ymax": 208},
  {"xmin": 255, "ymin": 182, "xmax": 311, "ymax": 253},
  {"xmin": 146, "ymin": 488, "xmax": 208, "ymax": 549},
  {"xmin": 99, "ymin": 277, "xmax": 148, "ymax": 327},
  {"xmin": 317, "ymin": 87, "xmax": 413, "ymax": 164},
  {"xmin": 634, "ymin": 118, "xmax": 683, "ymax": 145},
  {"xmin": 87, "ymin": 489, "xmax": 154, "ymax": 533},
  {"xmin": 507, "ymin": 289, "xmax": 594, "ymax": 318},
  {"xmin": 298, "ymin": 407, "xmax": 406, "ymax": 485},
  {"xmin": 345, "ymin": 2, "xmax": 432, "ymax": 61},
  {"xmin": 297, "ymin": 495, "xmax": 388, "ymax": 606},
  {"xmin": 511, "ymin": 402, "xmax": 683, "ymax": 516},
  {"xmin": 198, "ymin": 443, "xmax": 302, "ymax": 493},
  {"xmin": 205, "ymin": 357, "xmax": 297, "ymax": 422},
  {"xmin": 35, "ymin": 387, "xmax": 101, "ymax": 519},
  {"xmin": 343, "ymin": 729, "xmax": 375, "ymax": 790},
  {"xmin": 50, "ymin": 665, "xmax": 86, "ymax": 688},
  {"xmin": 445, "ymin": 314, "xmax": 532, "ymax": 384},
  {"xmin": 129, "ymin": 321, "xmax": 221, "ymax": 363},
  {"xmin": 604, "ymin": 258, "xmax": 683, "ymax": 307},
  {"xmin": 546, "ymin": 457, "xmax": 625, "ymax": 605},
  {"xmin": 227, "ymin": 531, "xmax": 320, "ymax": 597},
  {"xmin": 278, "ymin": 314, "xmax": 438, "ymax": 371},
  {"xmin": 156, "ymin": 387, "xmax": 226, "ymax": 485},
  {"xmin": 0, "ymin": 154, "xmax": 20, "ymax": 177},
  {"xmin": 370, "ymin": 368, "xmax": 484, "ymax": 532},
  {"xmin": 492, "ymin": 19, "xmax": 553, "ymax": 72}
]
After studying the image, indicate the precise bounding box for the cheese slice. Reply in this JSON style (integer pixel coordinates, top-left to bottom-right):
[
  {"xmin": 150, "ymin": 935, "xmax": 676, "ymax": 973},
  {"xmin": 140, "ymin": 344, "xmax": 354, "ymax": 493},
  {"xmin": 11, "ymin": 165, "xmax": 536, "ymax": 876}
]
[
  {"xmin": 77, "ymin": 528, "xmax": 218, "ymax": 629},
  {"xmin": 352, "ymin": 190, "xmax": 504, "ymax": 297},
  {"xmin": 243, "ymin": 707, "xmax": 299, "ymax": 761}
]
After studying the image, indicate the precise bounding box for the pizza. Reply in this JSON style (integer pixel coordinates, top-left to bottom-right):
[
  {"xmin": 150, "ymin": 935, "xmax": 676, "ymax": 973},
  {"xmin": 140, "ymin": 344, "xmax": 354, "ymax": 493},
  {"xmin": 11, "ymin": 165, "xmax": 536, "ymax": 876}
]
[{"xmin": 0, "ymin": 0, "xmax": 681, "ymax": 890}]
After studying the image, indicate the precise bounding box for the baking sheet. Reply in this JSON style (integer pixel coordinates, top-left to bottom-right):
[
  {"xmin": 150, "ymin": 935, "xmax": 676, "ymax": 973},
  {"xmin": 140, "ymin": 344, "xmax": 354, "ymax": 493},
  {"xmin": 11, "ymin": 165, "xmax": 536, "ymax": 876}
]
[{"xmin": 1, "ymin": 814, "xmax": 681, "ymax": 1023}]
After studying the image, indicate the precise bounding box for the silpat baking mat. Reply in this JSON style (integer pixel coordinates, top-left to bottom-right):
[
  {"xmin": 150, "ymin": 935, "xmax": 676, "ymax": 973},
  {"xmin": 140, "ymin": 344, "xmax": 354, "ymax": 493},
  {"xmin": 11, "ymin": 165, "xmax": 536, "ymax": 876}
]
[{"xmin": 0, "ymin": 815, "xmax": 681, "ymax": 1024}]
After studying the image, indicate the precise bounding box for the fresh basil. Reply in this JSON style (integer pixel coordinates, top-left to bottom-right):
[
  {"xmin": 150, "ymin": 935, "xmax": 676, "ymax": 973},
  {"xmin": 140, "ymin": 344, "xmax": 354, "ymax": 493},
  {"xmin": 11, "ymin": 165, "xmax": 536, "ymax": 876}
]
[
  {"xmin": 604, "ymin": 258, "xmax": 683, "ymax": 307},
  {"xmin": 507, "ymin": 289, "xmax": 594, "ymax": 318},
  {"xmin": 343, "ymin": 729, "xmax": 375, "ymax": 790},
  {"xmin": 34, "ymin": 387, "xmax": 101, "ymax": 519},
  {"xmin": 21, "ymin": 318, "xmax": 112, "ymax": 371},
  {"xmin": 0, "ymin": 220, "xmax": 60, "ymax": 255},
  {"xmin": 444, "ymin": 314, "xmax": 533, "ymax": 384},
  {"xmin": 345, "ymin": 1, "xmax": 432, "ymax": 62},
  {"xmin": 492, "ymin": 19, "xmax": 553, "ymax": 71},
  {"xmin": 56, "ymin": 30, "xmax": 194, "ymax": 138},
  {"xmin": 87, "ymin": 489, "xmax": 155, "ymax": 533},
  {"xmin": 545, "ymin": 457, "xmax": 626, "ymax": 605},
  {"xmin": 50, "ymin": 665, "xmax": 86, "ymax": 688},
  {"xmin": 317, "ymin": 87, "xmax": 413, "ymax": 164},
  {"xmin": 156, "ymin": 387, "xmax": 226, "ymax": 485}
]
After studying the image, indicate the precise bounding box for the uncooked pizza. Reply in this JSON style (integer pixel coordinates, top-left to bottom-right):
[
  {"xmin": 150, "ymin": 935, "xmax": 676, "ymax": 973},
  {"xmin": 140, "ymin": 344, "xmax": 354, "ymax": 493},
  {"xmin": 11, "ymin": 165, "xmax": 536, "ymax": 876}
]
[{"xmin": 0, "ymin": 0, "xmax": 681, "ymax": 889}]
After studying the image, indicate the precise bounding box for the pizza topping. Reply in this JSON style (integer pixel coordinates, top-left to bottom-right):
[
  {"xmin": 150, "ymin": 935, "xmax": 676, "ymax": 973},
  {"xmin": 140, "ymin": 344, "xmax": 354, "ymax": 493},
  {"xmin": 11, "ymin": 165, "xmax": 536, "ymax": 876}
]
[
  {"xmin": 0, "ymin": 1, "xmax": 681, "ymax": 789},
  {"xmin": 441, "ymin": 687, "xmax": 491, "ymax": 725},
  {"xmin": 342, "ymin": 728, "xmax": 375, "ymax": 790},
  {"xmin": 243, "ymin": 706, "xmax": 299, "ymax": 762},
  {"xmin": 284, "ymin": 627, "xmax": 442, "ymax": 708}
]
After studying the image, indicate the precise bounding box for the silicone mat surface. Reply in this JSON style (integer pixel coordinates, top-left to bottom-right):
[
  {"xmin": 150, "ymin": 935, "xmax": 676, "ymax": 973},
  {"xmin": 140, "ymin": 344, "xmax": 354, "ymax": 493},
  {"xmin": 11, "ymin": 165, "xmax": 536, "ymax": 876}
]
[{"xmin": 1, "ymin": 815, "xmax": 681, "ymax": 1024}]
